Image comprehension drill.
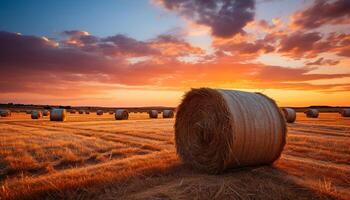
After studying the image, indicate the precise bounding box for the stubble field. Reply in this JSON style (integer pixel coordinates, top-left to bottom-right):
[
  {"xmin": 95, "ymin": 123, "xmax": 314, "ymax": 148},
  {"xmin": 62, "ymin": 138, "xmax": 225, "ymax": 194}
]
[{"xmin": 0, "ymin": 112, "xmax": 349, "ymax": 200}]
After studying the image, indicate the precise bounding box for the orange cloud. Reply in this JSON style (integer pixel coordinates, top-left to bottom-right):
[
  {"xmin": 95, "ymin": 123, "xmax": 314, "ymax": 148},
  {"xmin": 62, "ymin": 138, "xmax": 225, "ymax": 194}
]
[{"xmin": 1, "ymin": 30, "xmax": 350, "ymax": 106}]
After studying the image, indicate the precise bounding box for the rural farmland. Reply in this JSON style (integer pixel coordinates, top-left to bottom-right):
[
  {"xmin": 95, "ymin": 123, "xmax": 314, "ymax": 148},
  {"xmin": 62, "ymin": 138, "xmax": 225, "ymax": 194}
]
[{"xmin": 0, "ymin": 112, "xmax": 349, "ymax": 200}]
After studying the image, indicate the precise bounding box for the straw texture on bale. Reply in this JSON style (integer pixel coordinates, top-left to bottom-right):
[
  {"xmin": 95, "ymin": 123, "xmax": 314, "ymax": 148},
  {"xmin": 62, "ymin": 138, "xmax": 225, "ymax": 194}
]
[
  {"xmin": 0, "ymin": 109, "xmax": 11, "ymax": 117},
  {"xmin": 149, "ymin": 110, "xmax": 158, "ymax": 118},
  {"xmin": 175, "ymin": 88, "xmax": 286, "ymax": 174},
  {"xmin": 305, "ymin": 109, "xmax": 319, "ymax": 118},
  {"xmin": 31, "ymin": 111, "xmax": 42, "ymax": 119},
  {"xmin": 341, "ymin": 109, "xmax": 350, "ymax": 117},
  {"xmin": 43, "ymin": 110, "xmax": 50, "ymax": 116},
  {"xmin": 282, "ymin": 108, "xmax": 296, "ymax": 123},
  {"xmin": 97, "ymin": 110, "xmax": 103, "ymax": 115},
  {"xmin": 50, "ymin": 109, "xmax": 66, "ymax": 121},
  {"xmin": 115, "ymin": 109, "xmax": 128, "ymax": 120},
  {"xmin": 162, "ymin": 110, "xmax": 174, "ymax": 118}
]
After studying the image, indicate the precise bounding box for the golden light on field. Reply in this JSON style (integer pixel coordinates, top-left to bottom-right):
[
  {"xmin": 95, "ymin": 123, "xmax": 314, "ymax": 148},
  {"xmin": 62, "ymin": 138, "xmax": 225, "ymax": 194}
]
[
  {"xmin": 1, "ymin": 0, "xmax": 350, "ymax": 199},
  {"xmin": 0, "ymin": 112, "xmax": 349, "ymax": 199}
]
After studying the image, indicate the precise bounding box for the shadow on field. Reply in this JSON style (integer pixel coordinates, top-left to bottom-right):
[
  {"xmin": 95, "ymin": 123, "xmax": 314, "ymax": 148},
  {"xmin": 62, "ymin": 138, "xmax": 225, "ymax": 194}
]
[
  {"xmin": 94, "ymin": 163, "xmax": 333, "ymax": 200},
  {"xmin": 1, "ymin": 155, "xmax": 335, "ymax": 200}
]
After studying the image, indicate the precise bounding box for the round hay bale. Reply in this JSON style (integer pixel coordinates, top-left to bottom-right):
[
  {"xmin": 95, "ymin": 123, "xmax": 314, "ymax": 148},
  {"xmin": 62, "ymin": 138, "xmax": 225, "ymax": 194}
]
[
  {"xmin": 115, "ymin": 109, "xmax": 128, "ymax": 120},
  {"xmin": 149, "ymin": 110, "xmax": 158, "ymax": 118},
  {"xmin": 341, "ymin": 109, "xmax": 350, "ymax": 117},
  {"xmin": 70, "ymin": 110, "xmax": 76, "ymax": 114},
  {"xmin": 305, "ymin": 109, "xmax": 319, "ymax": 118},
  {"xmin": 162, "ymin": 110, "xmax": 174, "ymax": 118},
  {"xmin": 96, "ymin": 110, "xmax": 103, "ymax": 115},
  {"xmin": 43, "ymin": 110, "xmax": 50, "ymax": 116},
  {"xmin": 31, "ymin": 110, "xmax": 42, "ymax": 119},
  {"xmin": 109, "ymin": 111, "xmax": 114, "ymax": 115},
  {"xmin": 282, "ymin": 108, "xmax": 296, "ymax": 123},
  {"xmin": 78, "ymin": 110, "xmax": 84, "ymax": 114},
  {"xmin": 85, "ymin": 111, "xmax": 90, "ymax": 114},
  {"xmin": 0, "ymin": 109, "xmax": 11, "ymax": 117},
  {"xmin": 175, "ymin": 88, "xmax": 286, "ymax": 174},
  {"xmin": 50, "ymin": 109, "xmax": 66, "ymax": 121}
]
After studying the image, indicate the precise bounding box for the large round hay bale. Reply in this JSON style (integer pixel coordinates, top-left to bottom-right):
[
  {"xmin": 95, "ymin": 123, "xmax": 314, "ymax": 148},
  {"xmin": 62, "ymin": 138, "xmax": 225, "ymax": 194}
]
[
  {"xmin": 96, "ymin": 110, "xmax": 103, "ymax": 115},
  {"xmin": 0, "ymin": 109, "xmax": 11, "ymax": 117},
  {"xmin": 305, "ymin": 109, "xmax": 319, "ymax": 118},
  {"xmin": 149, "ymin": 110, "xmax": 158, "ymax": 118},
  {"xmin": 115, "ymin": 109, "xmax": 128, "ymax": 120},
  {"xmin": 175, "ymin": 88, "xmax": 286, "ymax": 174},
  {"xmin": 31, "ymin": 110, "xmax": 42, "ymax": 119},
  {"xmin": 341, "ymin": 109, "xmax": 350, "ymax": 117},
  {"xmin": 162, "ymin": 110, "xmax": 174, "ymax": 118},
  {"xmin": 78, "ymin": 110, "xmax": 84, "ymax": 114},
  {"xmin": 282, "ymin": 108, "xmax": 296, "ymax": 123},
  {"xmin": 50, "ymin": 109, "xmax": 66, "ymax": 121},
  {"xmin": 43, "ymin": 110, "xmax": 50, "ymax": 116}
]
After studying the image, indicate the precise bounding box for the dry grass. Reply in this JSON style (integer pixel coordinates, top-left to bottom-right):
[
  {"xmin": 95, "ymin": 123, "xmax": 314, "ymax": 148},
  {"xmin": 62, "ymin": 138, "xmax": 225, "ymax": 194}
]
[{"xmin": 0, "ymin": 112, "xmax": 349, "ymax": 200}]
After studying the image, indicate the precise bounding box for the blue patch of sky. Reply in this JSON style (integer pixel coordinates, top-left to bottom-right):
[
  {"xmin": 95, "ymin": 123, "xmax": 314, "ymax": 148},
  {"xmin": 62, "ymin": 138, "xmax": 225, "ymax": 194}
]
[{"xmin": 0, "ymin": 0, "xmax": 184, "ymax": 40}]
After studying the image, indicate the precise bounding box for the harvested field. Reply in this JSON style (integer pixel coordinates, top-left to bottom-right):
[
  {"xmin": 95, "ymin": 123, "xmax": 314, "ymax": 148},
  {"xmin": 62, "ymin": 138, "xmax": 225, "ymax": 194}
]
[{"xmin": 0, "ymin": 113, "xmax": 349, "ymax": 200}]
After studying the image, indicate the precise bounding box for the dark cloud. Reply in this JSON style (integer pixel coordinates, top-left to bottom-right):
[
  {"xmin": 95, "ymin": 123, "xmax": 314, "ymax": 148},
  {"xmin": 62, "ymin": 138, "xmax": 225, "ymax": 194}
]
[
  {"xmin": 338, "ymin": 48, "xmax": 350, "ymax": 57},
  {"xmin": 62, "ymin": 30, "xmax": 89, "ymax": 37},
  {"xmin": 102, "ymin": 34, "xmax": 159, "ymax": 56},
  {"xmin": 215, "ymin": 37, "xmax": 275, "ymax": 57},
  {"xmin": 278, "ymin": 32, "xmax": 322, "ymax": 55},
  {"xmin": 277, "ymin": 31, "xmax": 350, "ymax": 58},
  {"xmin": 0, "ymin": 31, "xmax": 120, "ymax": 75},
  {"xmin": 292, "ymin": 0, "xmax": 350, "ymax": 29},
  {"xmin": 305, "ymin": 58, "xmax": 340, "ymax": 66},
  {"xmin": 158, "ymin": 0, "xmax": 255, "ymax": 38}
]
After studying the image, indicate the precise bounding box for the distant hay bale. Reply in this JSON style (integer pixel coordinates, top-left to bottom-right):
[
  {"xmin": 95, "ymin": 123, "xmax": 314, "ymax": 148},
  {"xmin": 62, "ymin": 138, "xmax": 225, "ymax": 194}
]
[
  {"xmin": 96, "ymin": 110, "xmax": 103, "ymax": 115},
  {"xmin": 282, "ymin": 108, "xmax": 296, "ymax": 123},
  {"xmin": 0, "ymin": 109, "xmax": 11, "ymax": 117},
  {"xmin": 341, "ymin": 109, "xmax": 350, "ymax": 117},
  {"xmin": 31, "ymin": 110, "xmax": 42, "ymax": 119},
  {"xmin": 162, "ymin": 110, "xmax": 174, "ymax": 118},
  {"xmin": 305, "ymin": 109, "xmax": 319, "ymax": 118},
  {"xmin": 149, "ymin": 110, "xmax": 158, "ymax": 118},
  {"xmin": 26, "ymin": 110, "xmax": 32, "ymax": 114},
  {"xmin": 50, "ymin": 109, "xmax": 66, "ymax": 121},
  {"xmin": 175, "ymin": 88, "xmax": 286, "ymax": 174},
  {"xmin": 109, "ymin": 111, "xmax": 114, "ymax": 114},
  {"xmin": 70, "ymin": 110, "xmax": 76, "ymax": 114},
  {"xmin": 78, "ymin": 110, "xmax": 84, "ymax": 114},
  {"xmin": 43, "ymin": 110, "xmax": 50, "ymax": 116},
  {"xmin": 85, "ymin": 111, "xmax": 90, "ymax": 114},
  {"xmin": 115, "ymin": 109, "xmax": 128, "ymax": 120}
]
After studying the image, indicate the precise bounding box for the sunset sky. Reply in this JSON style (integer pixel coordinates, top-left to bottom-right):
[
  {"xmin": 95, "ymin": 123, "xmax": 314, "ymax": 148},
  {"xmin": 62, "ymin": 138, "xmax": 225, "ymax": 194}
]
[{"xmin": 0, "ymin": 0, "xmax": 349, "ymax": 107}]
